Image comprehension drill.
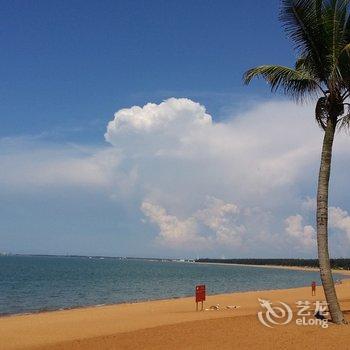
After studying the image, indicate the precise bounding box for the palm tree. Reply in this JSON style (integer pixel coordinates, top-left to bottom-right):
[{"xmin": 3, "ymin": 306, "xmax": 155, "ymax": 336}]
[{"xmin": 244, "ymin": 0, "xmax": 350, "ymax": 324}]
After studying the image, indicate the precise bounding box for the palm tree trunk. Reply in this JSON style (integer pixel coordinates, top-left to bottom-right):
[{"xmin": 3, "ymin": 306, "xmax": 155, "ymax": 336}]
[{"xmin": 317, "ymin": 117, "xmax": 345, "ymax": 324}]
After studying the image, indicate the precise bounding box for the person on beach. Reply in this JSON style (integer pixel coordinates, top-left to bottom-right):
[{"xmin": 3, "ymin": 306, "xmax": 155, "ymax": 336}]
[{"xmin": 312, "ymin": 281, "xmax": 316, "ymax": 296}]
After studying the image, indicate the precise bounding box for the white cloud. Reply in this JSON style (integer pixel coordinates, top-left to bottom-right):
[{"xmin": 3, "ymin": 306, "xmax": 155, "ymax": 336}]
[
  {"xmin": 141, "ymin": 196, "xmax": 248, "ymax": 250},
  {"xmin": 301, "ymin": 196, "xmax": 317, "ymax": 212},
  {"xmin": 285, "ymin": 214, "xmax": 316, "ymax": 250},
  {"xmin": 329, "ymin": 207, "xmax": 350, "ymax": 241},
  {"xmin": 105, "ymin": 98, "xmax": 212, "ymax": 158},
  {"xmin": 300, "ymin": 197, "xmax": 350, "ymax": 244},
  {"xmin": 195, "ymin": 197, "xmax": 245, "ymax": 247},
  {"xmin": 106, "ymin": 98, "xmax": 211, "ymax": 135},
  {"xmin": 141, "ymin": 201, "xmax": 207, "ymax": 249},
  {"xmin": 104, "ymin": 98, "xmax": 324, "ymax": 213}
]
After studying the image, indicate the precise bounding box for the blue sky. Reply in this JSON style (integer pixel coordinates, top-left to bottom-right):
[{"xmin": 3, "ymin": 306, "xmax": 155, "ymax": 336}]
[
  {"xmin": 2, "ymin": 0, "xmax": 350, "ymax": 258},
  {"xmin": 2, "ymin": 0, "xmax": 290, "ymax": 141}
]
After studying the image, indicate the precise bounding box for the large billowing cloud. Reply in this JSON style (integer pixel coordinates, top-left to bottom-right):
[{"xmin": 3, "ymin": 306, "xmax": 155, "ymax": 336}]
[
  {"xmin": 2, "ymin": 97, "xmax": 350, "ymax": 257},
  {"xmin": 104, "ymin": 98, "xmax": 320, "ymax": 209},
  {"xmin": 106, "ymin": 98, "xmax": 211, "ymax": 138},
  {"xmin": 104, "ymin": 97, "xmax": 350, "ymax": 256},
  {"xmin": 105, "ymin": 98, "xmax": 212, "ymax": 159}
]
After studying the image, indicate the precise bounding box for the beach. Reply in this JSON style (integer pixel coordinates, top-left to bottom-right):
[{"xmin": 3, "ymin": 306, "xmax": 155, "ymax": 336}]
[{"xmin": 1, "ymin": 277, "xmax": 350, "ymax": 350}]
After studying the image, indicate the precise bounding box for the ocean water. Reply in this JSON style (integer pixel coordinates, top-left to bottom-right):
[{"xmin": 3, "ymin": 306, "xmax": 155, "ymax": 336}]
[{"xmin": 0, "ymin": 256, "xmax": 327, "ymax": 316}]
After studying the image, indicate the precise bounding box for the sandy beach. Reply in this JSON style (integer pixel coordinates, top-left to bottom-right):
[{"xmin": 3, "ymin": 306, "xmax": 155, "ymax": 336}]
[{"xmin": 1, "ymin": 275, "xmax": 350, "ymax": 350}]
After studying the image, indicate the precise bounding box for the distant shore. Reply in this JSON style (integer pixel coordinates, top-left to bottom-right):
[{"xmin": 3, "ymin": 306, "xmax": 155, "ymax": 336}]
[
  {"xmin": 1, "ymin": 280, "xmax": 350, "ymax": 350},
  {"xmin": 195, "ymin": 261, "xmax": 350, "ymax": 276}
]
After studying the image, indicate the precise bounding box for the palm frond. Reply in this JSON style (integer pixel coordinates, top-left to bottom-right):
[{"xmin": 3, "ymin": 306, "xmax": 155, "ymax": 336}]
[
  {"xmin": 323, "ymin": 0, "xmax": 349, "ymax": 82},
  {"xmin": 243, "ymin": 64, "xmax": 319, "ymax": 100},
  {"xmin": 344, "ymin": 1, "xmax": 350, "ymax": 42},
  {"xmin": 244, "ymin": 0, "xmax": 350, "ymax": 127},
  {"xmin": 280, "ymin": 0, "xmax": 327, "ymax": 79}
]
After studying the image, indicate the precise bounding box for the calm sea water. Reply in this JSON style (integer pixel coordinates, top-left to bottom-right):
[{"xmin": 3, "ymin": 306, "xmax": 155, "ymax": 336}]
[{"xmin": 0, "ymin": 256, "xmax": 326, "ymax": 315}]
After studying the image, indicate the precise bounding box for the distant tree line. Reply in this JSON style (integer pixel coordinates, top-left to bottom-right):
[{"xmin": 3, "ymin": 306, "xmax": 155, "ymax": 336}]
[{"xmin": 195, "ymin": 259, "xmax": 350, "ymax": 270}]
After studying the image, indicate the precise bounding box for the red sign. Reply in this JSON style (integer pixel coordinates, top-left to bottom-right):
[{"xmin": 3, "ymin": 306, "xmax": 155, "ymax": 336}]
[{"xmin": 196, "ymin": 284, "xmax": 206, "ymax": 302}]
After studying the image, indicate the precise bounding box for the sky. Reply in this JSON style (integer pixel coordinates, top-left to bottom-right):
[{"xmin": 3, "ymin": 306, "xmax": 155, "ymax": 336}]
[{"xmin": 1, "ymin": 0, "xmax": 350, "ymax": 258}]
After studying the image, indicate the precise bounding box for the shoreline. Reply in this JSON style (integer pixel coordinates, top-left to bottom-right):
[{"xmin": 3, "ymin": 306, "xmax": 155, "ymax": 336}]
[
  {"xmin": 2, "ymin": 262, "xmax": 349, "ymax": 319},
  {"xmin": 194, "ymin": 261, "xmax": 350, "ymax": 275},
  {"xmin": 1, "ymin": 280, "xmax": 350, "ymax": 350}
]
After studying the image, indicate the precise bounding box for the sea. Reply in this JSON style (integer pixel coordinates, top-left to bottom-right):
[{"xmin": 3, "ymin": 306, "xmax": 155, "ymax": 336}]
[{"xmin": 0, "ymin": 255, "xmax": 331, "ymax": 316}]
